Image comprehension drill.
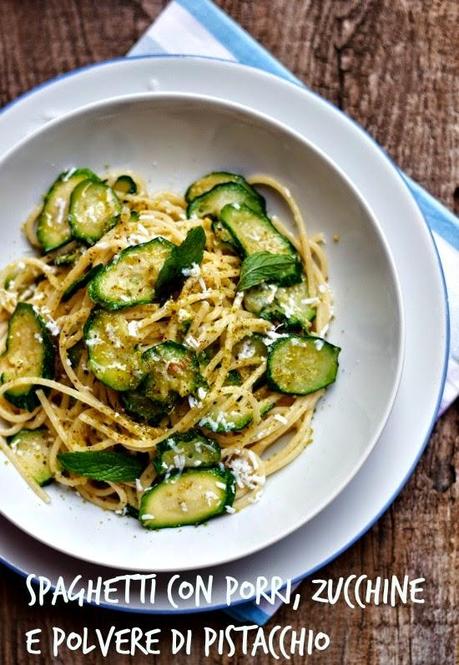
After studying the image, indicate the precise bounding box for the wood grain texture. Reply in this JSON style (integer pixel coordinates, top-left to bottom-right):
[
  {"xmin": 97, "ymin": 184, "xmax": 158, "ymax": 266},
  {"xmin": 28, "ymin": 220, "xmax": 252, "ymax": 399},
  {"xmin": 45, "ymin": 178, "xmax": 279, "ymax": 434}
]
[{"xmin": 0, "ymin": 1, "xmax": 457, "ymax": 663}]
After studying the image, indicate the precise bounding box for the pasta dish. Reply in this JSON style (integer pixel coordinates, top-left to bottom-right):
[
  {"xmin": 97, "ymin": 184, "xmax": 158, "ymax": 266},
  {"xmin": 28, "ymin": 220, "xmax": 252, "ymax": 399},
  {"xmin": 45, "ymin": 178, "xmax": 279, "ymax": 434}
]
[{"xmin": 0, "ymin": 168, "xmax": 340, "ymax": 529}]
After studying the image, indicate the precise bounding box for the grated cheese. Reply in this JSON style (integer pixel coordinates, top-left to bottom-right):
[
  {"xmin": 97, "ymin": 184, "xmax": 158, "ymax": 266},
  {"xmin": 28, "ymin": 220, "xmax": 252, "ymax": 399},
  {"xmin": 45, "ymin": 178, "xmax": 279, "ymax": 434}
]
[
  {"xmin": 273, "ymin": 413, "xmax": 288, "ymax": 425},
  {"xmin": 127, "ymin": 320, "xmax": 141, "ymax": 337},
  {"xmin": 181, "ymin": 263, "xmax": 201, "ymax": 278}
]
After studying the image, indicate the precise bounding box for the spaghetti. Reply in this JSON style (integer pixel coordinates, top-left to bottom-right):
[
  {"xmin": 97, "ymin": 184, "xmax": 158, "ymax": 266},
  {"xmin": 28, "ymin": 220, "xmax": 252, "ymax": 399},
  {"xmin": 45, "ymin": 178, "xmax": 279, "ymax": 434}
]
[{"xmin": 0, "ymin": 169, "xmax": 335, "ymax": 525}]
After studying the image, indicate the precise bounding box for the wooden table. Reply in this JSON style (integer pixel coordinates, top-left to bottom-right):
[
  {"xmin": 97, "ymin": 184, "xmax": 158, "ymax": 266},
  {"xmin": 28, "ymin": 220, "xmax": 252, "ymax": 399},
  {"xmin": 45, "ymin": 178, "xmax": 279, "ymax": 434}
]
[{"xmin": 0, "ymin": 2, "xmax": 457, "ymax": 663}]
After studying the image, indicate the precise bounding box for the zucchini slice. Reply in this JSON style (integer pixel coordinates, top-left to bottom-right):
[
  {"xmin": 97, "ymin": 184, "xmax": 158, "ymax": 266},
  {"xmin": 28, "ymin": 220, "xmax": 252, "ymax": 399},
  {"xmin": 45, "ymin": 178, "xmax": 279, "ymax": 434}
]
[
  {"xmin": 113, "ymin": 175, "xmax": 138, "ymax": 196},
  {"xmin": 142, "ymin": 342, "xmax": 204, "ymax": 402},
  {"xmin": 197, "ymin": 342, "xmax": 220, "ymax": 369},
  {"xmin": 139, "ymin": 467, "xmax": 235, "ymax": 529},
  {"xmin": 220, "ymin": 204, "xmax": 299, "ymax": 270},
  {"xmin": 62, "ymin": 265, "xmax": 103, "ymax": 302},
  {"xmin": 233, "ymin": 334, "xmax": 268, "ymax": 388},
  {"xmin": 67, "ymin": 340, "xmax": 84, "ymax": 368},
  {"xmin": 7, "ymin": 428, "xmax": 53, "ymax": 486},
  {"xmin": 185, "ymin": 171, "xmax": 263, "ymax": 205},
  {"xmin": 69, "ymin": 179, "xmax": 121, "ymax": 245},
  {"xmin": 187, "ymin": 182, "xmax": 265, "ymax": 219},
  {"xmin": 224, "ymin": 369, "xmax": 242, "ymax": 386},
  {"xmin": 88, "ymin": 237, "xmax": 174, "ymax": 310},
  {"xmin": 121, "ymin": 390, "xmax": 175, "ymax": 425},
  {"xmin": 1, "ymin": 303, "xmax": 55, "ymax": 410},
  {"xmin": 267, "ymin": 334, "xmax": 340, "ymax": 395},
  {"xmin": 36, "ymin": 168, "xmax": 98, "ymax": 252},
  {"xmin": 211, "ymin": 219, "xmax": 238, "ymax": 248},
  {"xmin": 84, "ymin": 310, "xmax": 143, "ymax": 391},
  {"xmin": 199, "ymin": 397, "xmax": 273, "ymax": 433},
  {"xmin": 244, "ymin": 277, "xmax": 316, "ymax": 330},
  {"xmin": 53, "ymin": 247, "xmax": 84, "ymax": 266},
  {"xmin": 233, "ymin": 334, "xmax": 268, "ymax": 362},
  {"xmin": 243, "ymin": 282, "xmax": 279, "ymax": 314},
  {"xmin": 154, "ymin": 430, "xmax": 221, "ymax": 474}
]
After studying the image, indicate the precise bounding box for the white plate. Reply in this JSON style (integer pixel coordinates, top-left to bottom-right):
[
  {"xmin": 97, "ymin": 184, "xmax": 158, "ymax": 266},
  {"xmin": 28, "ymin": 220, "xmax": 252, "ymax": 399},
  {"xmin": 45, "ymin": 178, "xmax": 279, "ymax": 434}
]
[
  {"xmin": 0, "ymin": 56, "xmax": 448, "ymax": 611},
  {"xmin": 0, "ymin": 92, "xmax": 403, "ymax": 571}
]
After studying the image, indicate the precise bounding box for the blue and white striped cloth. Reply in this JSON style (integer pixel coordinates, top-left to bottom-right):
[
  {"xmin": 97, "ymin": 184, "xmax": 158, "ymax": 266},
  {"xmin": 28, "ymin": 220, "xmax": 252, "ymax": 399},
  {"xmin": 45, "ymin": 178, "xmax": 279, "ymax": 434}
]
[{"xmin": 129, "ymin": 0, "xmax": 459, "ymax": 624}]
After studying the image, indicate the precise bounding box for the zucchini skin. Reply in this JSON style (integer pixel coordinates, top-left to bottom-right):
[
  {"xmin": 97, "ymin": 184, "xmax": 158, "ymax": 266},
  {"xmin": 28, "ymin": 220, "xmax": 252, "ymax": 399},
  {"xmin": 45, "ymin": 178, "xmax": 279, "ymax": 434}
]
[
  {"xmin": 1, "ymin": 303, "xmax": 55, "ymax": 410},
  {"xmin": 185, "ymin": 171, "xmax": 264, "ymax": 207},
  {"xmin": 187, "ymin": 182, "xmax": 265, "ymax": 219},
  {"xmin": 36, "ymin": 168, "xmax": 98, "ymax": 252},
  {"xmin": 211, "ymin": 219, "xmax": 238, "ymax": 248},
  {"xmin": 88, "ymin": 237, "xmax": 174, "ymax": 310},
  {"xmin": 7, "ymin": 428, "xmax": 53, "ymax": 486},
  {"xmin": 69, "ymin": 179, "xmax": 121, "ymax": 245},
  {"xmin": 139, "ymin": 467, "xmax": 236, "ymax": 529},
  {"xmin": 114, "ymin": 175, "xmax": 138, "ymax": 196},
  {"xmin": 62, "ymin": 264, "xmax": 103, "ymax": 302},
  {"xmin": 267, "ymin": 334, "xmax": 340, "ymax": 395},
  {"xmin": 67, "ymin": 340, "xmax": 84, "ymax": 368},
  {"xmin": 154, "ymin": 430, "xmax": 221, "ymax": 474}
]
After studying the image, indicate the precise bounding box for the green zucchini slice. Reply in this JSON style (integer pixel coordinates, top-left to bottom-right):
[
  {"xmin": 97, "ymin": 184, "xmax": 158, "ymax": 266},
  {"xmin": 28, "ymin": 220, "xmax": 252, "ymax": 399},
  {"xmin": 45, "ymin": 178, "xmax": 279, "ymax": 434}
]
[
  {"xmin": 233, "ymin": 334, "xmax": 268, "ymax": 388},
  {"xmin": 67, "ymin": 340, "xmax": 84, "ymax": 368},
  {"xmin": 267, "ymin": 334, "xmax": 340, "ymax": 395},
  {"xmin": 243, "ymin": 282, "xmax": 279, "ymax": 314},
  {"xmin": 84, "ymin": 310, "xmax": 143, "ymax": 391},
  {"xmin": 121, "ymin": 390, "xmax": 175, "ymax": 425},
  {"xmin": 36, "ymin": 168, "xmax": 98, "ymax": 252},
  {"xmin": 88, "ymin": 237, "xmax": 174, "ymax": 310},
  {"xmin": 154, "ymin": 430, "xmax": 221, "ymax": 474},
  {"xmin": 233, "ymin": 334, "xmax": 268, "ymax": 362},
  {"xmin": 211, "ymin": 219, "xmax": 238, "ymax": 248},
  {"xmin": 244, "ymin": 277, "xmax": 316, "ymax": 330},
  {"xmin": 220, "ymin": 204, "xmax": 299, "ymax": 273},
  {"xmin": 1, "ymin": 303, "xmax": 55, "ymax": 410},
  {"xmin": 224, "ymin": 369, "xmax": 242, "ymax": 386},
  {"xmin": 53, "ymin": 247, "xmax": 84, "ymax": 266},
  {"xmin": 142, "ymin": 341, "xmax": 204, "ymax": 403},
  {"xmin": 139, "ymin": 467, "xmax": 235, "ymax": 529},
  {"xmin": 187, "ymin": 182, "xmax": 265, "ymax": 219},
  {"xmin": 185, "ymin": 171, "xmax": 263, "ymax": 205},
  {"xmin": 7, "ymin": 428, "xmax": 53, "ymax": 486},
  {"xmin": 113, "ymin": 175, "xmax": 138, "ymax": 196},
  {"xmin": 199, "ymin": 397, "xmax": 273, "ymax": 433},
  {"xmin": 69, "ymin": 179, "xmax": 121, "ymax": 245}
]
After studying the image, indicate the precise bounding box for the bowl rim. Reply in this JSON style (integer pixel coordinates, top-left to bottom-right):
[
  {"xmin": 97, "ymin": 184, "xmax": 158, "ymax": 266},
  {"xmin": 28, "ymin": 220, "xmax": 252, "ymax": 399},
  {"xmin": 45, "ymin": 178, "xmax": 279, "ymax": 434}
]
[{"xmin": 0, "ymin": 90, "xmax": 405, "ymax": 571}]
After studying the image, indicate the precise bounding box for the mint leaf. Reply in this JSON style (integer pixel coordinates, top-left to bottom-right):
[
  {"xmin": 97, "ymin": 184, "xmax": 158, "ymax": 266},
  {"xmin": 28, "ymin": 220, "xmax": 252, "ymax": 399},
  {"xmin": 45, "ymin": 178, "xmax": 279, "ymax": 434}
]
[
  {"xmin": 58, "ymin": 451, "xmax": 144, "ymax": 482},
  {"xmin": 155, "ymin": 226, "xmax": 206, "ymax": 299},
  {"xmin": 238, "ymin": 252, "xmax": 299, "ymax": 291}
]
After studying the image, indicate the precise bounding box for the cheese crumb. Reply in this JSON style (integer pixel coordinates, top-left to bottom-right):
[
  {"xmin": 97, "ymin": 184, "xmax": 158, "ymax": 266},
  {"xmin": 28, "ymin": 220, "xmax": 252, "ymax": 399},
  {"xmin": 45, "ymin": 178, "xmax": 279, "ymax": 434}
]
[
  {"xmin": 182, "ymin": 263, "xmax": 201, "ymax": 278},
  {"xmin": 127, "ymin": 320, "xmax": 141, "ymax": 337}
]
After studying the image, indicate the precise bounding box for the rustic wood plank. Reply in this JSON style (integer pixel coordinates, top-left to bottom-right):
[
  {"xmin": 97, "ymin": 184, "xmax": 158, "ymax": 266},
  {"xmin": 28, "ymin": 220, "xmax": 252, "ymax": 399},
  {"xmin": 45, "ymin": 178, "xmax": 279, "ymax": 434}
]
[{"xmin": 0, "ymin": 1, "xmax": 457, "ymax": 664}]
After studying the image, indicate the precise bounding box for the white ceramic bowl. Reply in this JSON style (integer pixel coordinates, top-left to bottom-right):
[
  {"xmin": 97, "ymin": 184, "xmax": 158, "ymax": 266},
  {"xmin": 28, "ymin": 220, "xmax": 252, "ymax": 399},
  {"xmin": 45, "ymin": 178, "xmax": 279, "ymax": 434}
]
[{"xmin": 0, "ymin": 93, "xmax": 404, "ymax": 570}]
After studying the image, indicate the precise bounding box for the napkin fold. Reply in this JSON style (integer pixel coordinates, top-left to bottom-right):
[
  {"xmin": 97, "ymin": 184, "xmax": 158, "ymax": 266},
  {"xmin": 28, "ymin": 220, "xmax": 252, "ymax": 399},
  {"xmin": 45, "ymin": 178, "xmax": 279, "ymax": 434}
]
[{"xmin": 129, "ymin": 0, "xmax": 458, "ymax": 624}]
